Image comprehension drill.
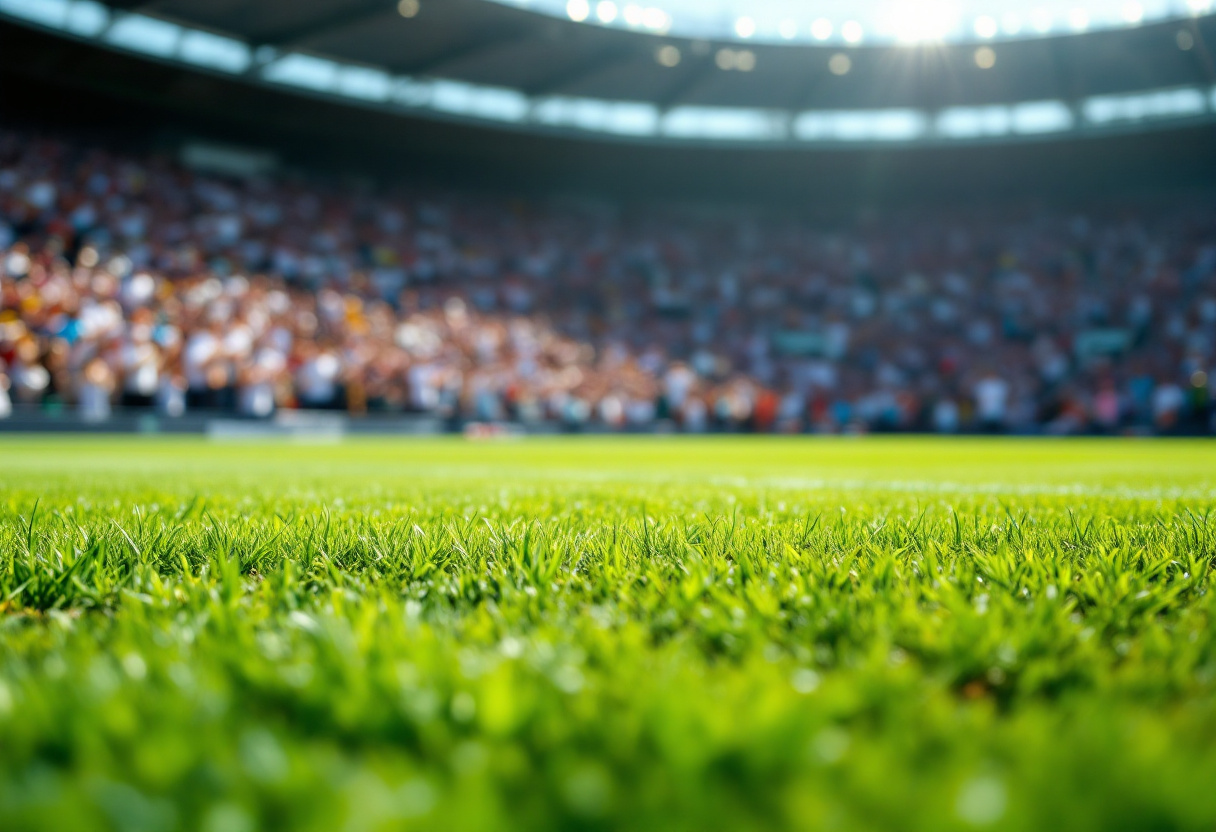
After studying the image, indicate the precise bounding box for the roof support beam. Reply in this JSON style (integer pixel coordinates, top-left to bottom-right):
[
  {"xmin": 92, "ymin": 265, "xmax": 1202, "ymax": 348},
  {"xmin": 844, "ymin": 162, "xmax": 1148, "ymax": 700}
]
[
  {"xmin": 655, "ymin": 56, "xmax": 717, "ymax": 111},
  {"xmin": 788, "ymin": 70, "xmax": 829, "ymax": 113},
  {"xmin": 1180, "ymin": 19, "xmax": 1216, "ymax": 84},
  {"xmin": 256, "ymin": 0, "xmax": 392, "ymax": 48},
  {"xmin": 522, "ymin": 46, "xmax": 638, "ymax": 97},
  {"xmin": 1045, "ymin": 37, "xmax": 1085, "ymax": 102},
  {"xmin": 390, "ymin": 28, "xmax": 532, "ymax": 75}
]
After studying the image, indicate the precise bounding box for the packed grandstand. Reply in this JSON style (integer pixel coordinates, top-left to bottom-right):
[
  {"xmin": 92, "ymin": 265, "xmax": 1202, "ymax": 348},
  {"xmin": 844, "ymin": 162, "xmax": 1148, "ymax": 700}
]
[{"xmin": 1, "ymin": 126, "xmax": 1213, "ymax": 434}]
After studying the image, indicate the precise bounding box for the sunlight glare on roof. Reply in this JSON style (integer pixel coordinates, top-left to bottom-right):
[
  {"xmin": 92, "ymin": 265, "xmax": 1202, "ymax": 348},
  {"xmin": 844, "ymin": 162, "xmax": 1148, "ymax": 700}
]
[
  {"xmin": 429, "ymin": 81, "xmax": 530, "ymax": 122},
  {"xmin": 1084, "ymin": 87, "xmax": 1208, "ymax": 123},
  {"xmin": 485, "ymin": 0, "xmax": 1210, "ymax": 45},
  {"xmin": 105, "ymin": 13, "xmax": 181, "ymax": 57},
  {"xmin": 936, "ymin": 105, "xmax": 1013, "ymax": 137},
  {"xmin": 0, "ymin": 0, "xmax": 107, "ymax": 34},
  {"xmin": 533, "ymin": 97, "xmax": 660, "ymax": 135},
  {"xmin": 178, "ymin": 29, "xmax": 252, "ymax": 74},
  {"xmin": 262, "ymin": 53, "xmax": 341, "ymax": 92},
  {"xmin": 662, "ymin": 106, "xmax": 784, "ymax": 140},
  {"xmin": 1011, "ymin": 100, "xmax": 1074, "ymax": 133},
  {"xmin": 794, "ymin": 109, "xmax": 927, "ymax": 141}
]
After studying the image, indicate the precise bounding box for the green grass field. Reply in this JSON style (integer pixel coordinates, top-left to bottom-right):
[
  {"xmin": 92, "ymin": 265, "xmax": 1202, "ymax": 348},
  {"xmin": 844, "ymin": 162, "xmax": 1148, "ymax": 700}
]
[{"xmin": 1, "ymin": 436, "xmax": 1215, "ymax": 832}]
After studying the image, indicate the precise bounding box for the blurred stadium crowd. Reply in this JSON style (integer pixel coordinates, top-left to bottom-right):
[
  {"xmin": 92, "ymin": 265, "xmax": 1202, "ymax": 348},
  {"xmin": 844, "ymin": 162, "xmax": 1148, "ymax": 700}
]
[{"xmin": 1, "ymin": 127, "xmax": 1213, "ymax": 434}]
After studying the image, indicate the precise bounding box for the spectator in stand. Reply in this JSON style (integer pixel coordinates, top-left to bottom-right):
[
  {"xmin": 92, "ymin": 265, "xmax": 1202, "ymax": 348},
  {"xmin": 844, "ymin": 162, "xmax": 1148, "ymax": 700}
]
[
  {"xmin": 974, "ymin": 372, "xmax": 1010, "ymax": 433},
  {"xmin": 932, "ymin": 396, "xmax": 960, "ymax": 433},
  {"xmin": 0, "ymin": 359, "xmax": 11, "ymax": 419},
  {"xmin": 1152, "ymin": 380, "xmax": 1185, "ymax": 432},
  {"xmin": 1092, "ymin": 380, "xmax": 1121, "ymax": 433},
  {"xmin": 0, "ymin": 124, "xmax": 1213, "ymax": 434},
  {"xmin": 118, "ymin": 309, "xmax": 160, "ymax": 408},
  {"xmin": 78, "ymin": 356, "xmax": 114, "ymax": 422}
]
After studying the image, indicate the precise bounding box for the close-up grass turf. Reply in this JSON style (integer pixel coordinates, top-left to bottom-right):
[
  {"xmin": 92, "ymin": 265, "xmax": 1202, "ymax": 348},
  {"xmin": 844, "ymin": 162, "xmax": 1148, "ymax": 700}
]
[{"xmin": 0, "ymin": 436, "xmax": 1214, "ymax": 832}]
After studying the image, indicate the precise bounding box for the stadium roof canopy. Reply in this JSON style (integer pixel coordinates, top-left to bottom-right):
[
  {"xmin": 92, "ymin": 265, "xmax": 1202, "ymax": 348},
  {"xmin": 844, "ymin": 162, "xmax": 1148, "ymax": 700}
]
[
  {"xmin": 492, "ymin": 0, "xmax": 1210, "ymax": 46},
  {"xmin": 3, "ymin": 0, "xmax": 1215, "ymax": 147}
]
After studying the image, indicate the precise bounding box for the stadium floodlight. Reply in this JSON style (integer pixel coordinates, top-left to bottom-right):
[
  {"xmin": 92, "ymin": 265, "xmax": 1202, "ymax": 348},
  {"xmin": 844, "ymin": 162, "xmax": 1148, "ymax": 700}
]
[
  {"xmin": 1030, "ymin": 8, "xmax": 1055, "ymax": 31},
  {"xmin": 66, "ymin": 0, "xmax": 106, "ymax": 34},
  {"xmin": 392, "ymin": 77, "xmax": 434, "ymax": 108},
  {"xmin": 334, "ymin": 66, "xmax": 393, "ymax": 102},
  {"xmin": 0, "ymin": 0, "xmax": 107, "ymax": 34},
  {"xmin": 14, "ymin": 0, "xmax": 1207, "ymax": 51},
  {"xmin": 641, "ymin": 6, "xmax": 668, "ymax": 30},
  {"xmin": 566, "ymin": 0, "xmax": 589, "ymax": 21},
  {"xmin": 655, "ymin": 44, "xmax": 681, "ymax": 66},
  {"xmin": 178, "ymin": 29, "xmax": 252, "ymax": 74},
  {"xmin": 886, "ymin": 0, "xmax": 960, "ymax": 44},
  {"xmin": 715, "ymin": 48, "xmax": 757, "ymax": 70},
  {"xmin": 105, "ymin": 13, "xmax": 181, "ymax": 58},
  {"xmin": 662, "ymin": 106, "xmax": 786, "ymax": 140},
  {"xmin": 1083, "ymin": 87, "xmax": 1207, "ymax": 123},
  {"xmin": 1068, "ymin": 8, "xmax": 1091, "ymax": 29},
  {"xmin": 429, "ymin": 81, "xmax": 530, "ymax": 122},
  {"xmin": 262, "ymin": 53, "xmax": 340, "ymax": 93},
  {"xmin": 1010, "ymin": 100, "xmax": 1074, "ymax": 133},
  {"xmin": 974, "ymin": 15, "xmax": 999, "ymax": 37},
  {"xmin": 532, "ymin": 97, "xmax": 660, "ymax": 135},
  {"xmin": 936, "ymin": 105, "xmax": 1013, "ymax": 137},
  {"xmin": 794, "ymin": 109, "xmax": 927, "ymax": 141}
]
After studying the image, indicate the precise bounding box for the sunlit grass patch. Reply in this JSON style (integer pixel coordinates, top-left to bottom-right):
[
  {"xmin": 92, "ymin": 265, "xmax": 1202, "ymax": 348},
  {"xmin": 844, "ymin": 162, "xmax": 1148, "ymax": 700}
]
[{"xmin": 0, "ymin": 437, "xmax": 1214, "ymax": 831}]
